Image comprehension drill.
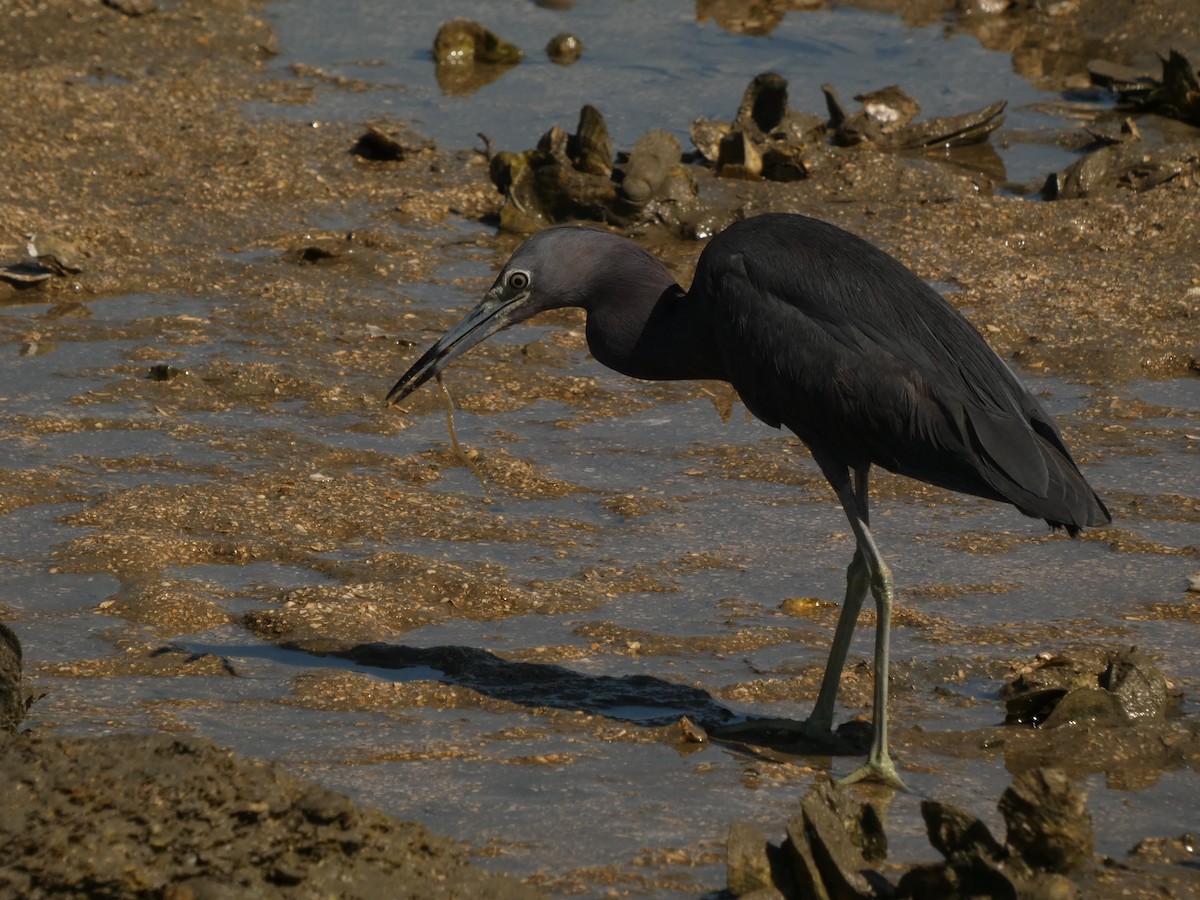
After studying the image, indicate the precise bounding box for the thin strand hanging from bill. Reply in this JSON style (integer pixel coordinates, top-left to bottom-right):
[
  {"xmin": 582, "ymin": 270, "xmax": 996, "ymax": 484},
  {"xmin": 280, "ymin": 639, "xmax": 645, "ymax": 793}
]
[{"xmin": 435, "ymin": 372, "xmax": 492, "ymax": 502}]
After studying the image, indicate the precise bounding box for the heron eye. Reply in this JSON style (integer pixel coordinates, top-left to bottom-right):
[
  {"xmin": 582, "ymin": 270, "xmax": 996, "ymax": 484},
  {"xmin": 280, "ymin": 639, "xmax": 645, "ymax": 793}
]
[{"xmin": 507, "ymin": 270, "xmax": 530, "ymax": 291}]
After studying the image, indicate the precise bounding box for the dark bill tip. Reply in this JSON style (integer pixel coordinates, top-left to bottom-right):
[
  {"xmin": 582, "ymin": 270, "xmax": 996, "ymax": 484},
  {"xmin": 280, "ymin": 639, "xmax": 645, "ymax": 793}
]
[{"xmin": 385, "ymin": 290, "xmax": 525, "ymax": 409}]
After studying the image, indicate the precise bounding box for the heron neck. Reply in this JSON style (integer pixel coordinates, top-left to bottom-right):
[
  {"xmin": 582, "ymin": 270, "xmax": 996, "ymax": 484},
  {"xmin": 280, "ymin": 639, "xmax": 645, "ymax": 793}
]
[{"xmin": 584, "ymin": 283, "xmax": 723, "ymax": 383}]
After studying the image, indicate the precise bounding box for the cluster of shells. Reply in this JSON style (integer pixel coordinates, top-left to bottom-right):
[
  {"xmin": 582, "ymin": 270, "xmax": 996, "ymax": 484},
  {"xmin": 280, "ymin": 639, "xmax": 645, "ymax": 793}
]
[
  {"xmin": 485, "ymin": 70, "xmax": 1009, "ymax": 235},
  {"xmin": 421, "ymin": 20, "xmax": 1198, "ymax": 235}
]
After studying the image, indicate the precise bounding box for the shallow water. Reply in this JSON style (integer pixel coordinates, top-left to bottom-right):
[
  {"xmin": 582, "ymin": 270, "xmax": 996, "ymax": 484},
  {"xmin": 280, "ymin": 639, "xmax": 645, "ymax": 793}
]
[
  {"xmin": 4, "ymin": 2, "xmax": 1199, "ymax": 895},
  {"xmin": 262, "ymin": 0, "xmax": 1086, "ymax": 189},
  {"xmin": 6, "ymin": 247, "xmax": 1197, "ymax": 892}
]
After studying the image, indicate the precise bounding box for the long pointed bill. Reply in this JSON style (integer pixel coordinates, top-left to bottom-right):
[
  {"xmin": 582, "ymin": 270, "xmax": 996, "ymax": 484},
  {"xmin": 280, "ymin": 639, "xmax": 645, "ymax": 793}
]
[{"xmin": 386, "ymin": 288, "xmax": 529, "ymax": 406}]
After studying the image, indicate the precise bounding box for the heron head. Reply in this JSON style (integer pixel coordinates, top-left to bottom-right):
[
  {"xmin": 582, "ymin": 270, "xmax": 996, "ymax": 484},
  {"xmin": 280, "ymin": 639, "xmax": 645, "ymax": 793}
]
[{"xmin": 385, "ymin": 226, "xmax": 641, "ymax": 406}]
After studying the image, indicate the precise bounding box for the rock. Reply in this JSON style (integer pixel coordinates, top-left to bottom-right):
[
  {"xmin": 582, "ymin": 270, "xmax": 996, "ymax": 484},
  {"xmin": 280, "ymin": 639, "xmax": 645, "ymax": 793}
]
[
  {"xmin": 824, "ymin": 82, "xmax": 877, "ymax": 146},
  {"xmin": 895, "ymin": 862, "xmax": 956, "ymax": 898},
  {"xmin": 957, "ymin": 0, "xmax": 1012, "ymax": 14},
  {"xmin": 999, "ymin": 768, "xmax": 1094, "ymax": 873},
  {"xmin": 1130, "ymin": 833, "xmax": 1200, "ymax": 865},
  {"xmin": 920, "ymin": 801, "xmax": 1007, "ymax": 864},
  {"xmin": 728, "ymin": 821, "xmax": 780, "ymax": 896},
  {"xmin": 1043, "ymin": 145, "xmax": 1116, "ymax": 199},
  {"xmin": 1005, "ymin": 648, "xmax": 1172, "ymax": 728},
  {"xmin": 903, "ymin": 780, "xmax": 1094, "ymax": 897},
  {"xmin": 490, "ymin": 114, "xmax": 614, "ymax": 230},
  {"xmin": 1043, "ymin": 136, "xmax": 1186, "ymax": 200},
  {"xmin": 432, "ymin": 19, "xmax": 522, "ymax": 95},
  {"xmin": 791, "ymin": 782, "xmax": 895, "ymax": 898},
  {"xmin": 905, "ymin": 801, "xmax": 1025, "ymax": 899},
  {"xmin": 1100, "ymin": 647, "xmax": 1169, "ymax": 721},
  {"xmin": 690, "ymin": 116, "xmax": 731, "ymax": 163},
  {"xmin": 1041, "ymin": 685, "xmax": 1126, "ymax": 728},
  {"xmin": 1004, "ymin": 652, "xmax": 1108, "ymax": 725}
]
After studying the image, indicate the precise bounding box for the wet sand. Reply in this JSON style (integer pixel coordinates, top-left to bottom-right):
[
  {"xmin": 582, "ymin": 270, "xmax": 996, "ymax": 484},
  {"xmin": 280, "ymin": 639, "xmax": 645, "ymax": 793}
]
[{"xmin": 1, "ymin": 0, "xmax": 1198, "ymax": 896}]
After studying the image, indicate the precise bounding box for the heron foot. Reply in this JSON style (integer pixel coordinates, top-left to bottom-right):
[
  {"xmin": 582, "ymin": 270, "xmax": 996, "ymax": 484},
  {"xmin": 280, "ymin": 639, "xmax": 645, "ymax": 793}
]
[{"xmin": 838, "ymin": 754, "xmax": 907, "ymax": 791}]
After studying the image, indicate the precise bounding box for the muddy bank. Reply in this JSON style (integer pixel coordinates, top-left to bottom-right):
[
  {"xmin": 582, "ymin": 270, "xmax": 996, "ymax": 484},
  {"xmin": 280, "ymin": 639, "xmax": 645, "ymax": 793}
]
[
  {"xmin": 0, "ymin": 730, "xmax": 537, "ymax": 899},
  {"xmin": 0, "ymin": 0, "xmax": 1198, "ymax": 895}
]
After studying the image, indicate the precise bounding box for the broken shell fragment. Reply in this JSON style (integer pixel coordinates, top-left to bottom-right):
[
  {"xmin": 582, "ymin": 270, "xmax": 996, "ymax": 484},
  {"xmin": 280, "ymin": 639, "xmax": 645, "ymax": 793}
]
[
  {"xmin": 571, "ymin": 104, "xmax": 613, "ymax": 177},
  {"xmin": 26, "ymin": 233, "xmax": 84, "ymax": 275},
  {"xmin": 854, "ymin": 84, "xmax": 921, "ymax": 132},
  {"xmin": 350, "ymin": 122, "xmax": 434, "ymax": 162}
]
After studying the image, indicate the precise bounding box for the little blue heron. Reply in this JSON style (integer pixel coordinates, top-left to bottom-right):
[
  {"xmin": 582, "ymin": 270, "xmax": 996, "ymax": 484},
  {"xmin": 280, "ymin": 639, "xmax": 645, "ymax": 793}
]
[{"xmin": 386, "ymin": 213, "xmax": 1110, "ymax": 787}]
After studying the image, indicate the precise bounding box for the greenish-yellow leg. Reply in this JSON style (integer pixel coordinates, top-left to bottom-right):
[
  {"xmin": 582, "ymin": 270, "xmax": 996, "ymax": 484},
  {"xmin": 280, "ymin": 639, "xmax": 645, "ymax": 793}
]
[
  {"xmin": 713, "ymin": 465, "xmax": 905, "ymax": 789},
  {"xmin": 820, "ymin": 468, "xmax": 904, "ymax": 789}
]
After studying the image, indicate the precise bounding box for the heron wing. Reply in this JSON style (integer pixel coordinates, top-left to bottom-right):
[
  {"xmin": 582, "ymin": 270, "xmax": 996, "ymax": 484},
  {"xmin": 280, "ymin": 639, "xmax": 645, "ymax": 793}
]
[{"xmin": 700, "ymin": 215, "xmax": 1063, "ymax": 504}]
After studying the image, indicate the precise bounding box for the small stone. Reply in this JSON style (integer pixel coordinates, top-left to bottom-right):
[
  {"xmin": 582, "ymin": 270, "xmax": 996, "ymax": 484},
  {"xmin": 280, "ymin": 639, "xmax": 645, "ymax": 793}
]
[
  {"xmin": 432, "ymin": 18, "xmax": 522, "ymax": 66},
  {"xmin": 673, "ymin": 716, "xmax": 708, "ymax": 744},
  {"xmin": 545, "ymin": 32, "xmax": 582, "ymax": 65},
  {"xmin": 147, "ymin": 364, "xmax": 185, "ymax": 382},
  {"xmin": 351, "ymin": 126, "xmax": 407, "ymax": 161}
]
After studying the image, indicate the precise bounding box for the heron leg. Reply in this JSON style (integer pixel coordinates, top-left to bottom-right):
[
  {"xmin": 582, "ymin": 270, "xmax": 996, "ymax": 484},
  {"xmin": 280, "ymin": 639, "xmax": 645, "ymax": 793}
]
[
  {"xmin": 807, "ymin": 469, "xmax": 871, "ymax": 733},
  {"xmin": 818, "ymin": 466, "xmax": 905, "ymax": 789}
]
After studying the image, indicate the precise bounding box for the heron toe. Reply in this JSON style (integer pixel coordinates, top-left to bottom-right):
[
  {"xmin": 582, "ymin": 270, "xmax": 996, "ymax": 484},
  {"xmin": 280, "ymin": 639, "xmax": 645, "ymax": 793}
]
[{"xmin": 839, "ymin": 754, "xmax": 907, "ymax": 791}]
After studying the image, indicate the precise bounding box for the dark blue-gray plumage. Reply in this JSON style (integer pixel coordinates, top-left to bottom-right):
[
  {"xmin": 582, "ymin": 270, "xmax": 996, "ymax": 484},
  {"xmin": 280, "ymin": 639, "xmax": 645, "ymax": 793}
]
[{"xmin": 387, "ymin": 213, "xmax": 1110, "ymax": 787}]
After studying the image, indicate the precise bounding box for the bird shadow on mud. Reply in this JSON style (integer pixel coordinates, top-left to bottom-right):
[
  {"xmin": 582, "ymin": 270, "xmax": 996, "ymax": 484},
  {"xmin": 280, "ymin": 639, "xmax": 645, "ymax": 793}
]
[{"xmin": 287, "ymin": 639, "xmax": 867, "ymax": 761}]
